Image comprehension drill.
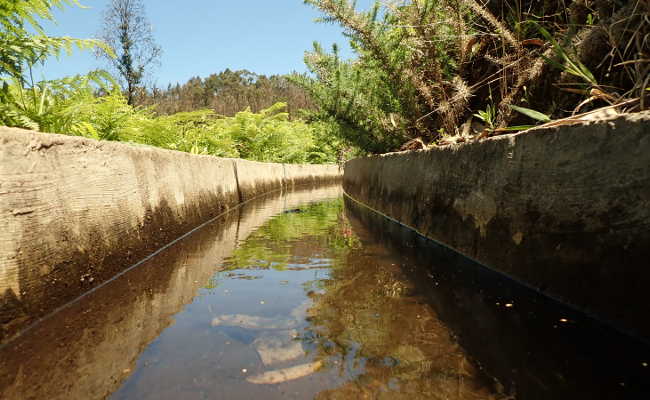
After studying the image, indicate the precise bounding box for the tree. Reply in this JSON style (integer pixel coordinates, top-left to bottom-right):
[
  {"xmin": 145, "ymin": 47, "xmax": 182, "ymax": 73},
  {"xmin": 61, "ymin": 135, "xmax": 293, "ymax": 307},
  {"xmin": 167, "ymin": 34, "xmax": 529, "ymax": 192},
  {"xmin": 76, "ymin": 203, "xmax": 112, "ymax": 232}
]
[
  {"xmin": 137, "ymin": 69, "xmax": 315, "ymax": 117},
  {"xmin": 96, "ymin": 0, "xmax": 161, "ymax": 105}
]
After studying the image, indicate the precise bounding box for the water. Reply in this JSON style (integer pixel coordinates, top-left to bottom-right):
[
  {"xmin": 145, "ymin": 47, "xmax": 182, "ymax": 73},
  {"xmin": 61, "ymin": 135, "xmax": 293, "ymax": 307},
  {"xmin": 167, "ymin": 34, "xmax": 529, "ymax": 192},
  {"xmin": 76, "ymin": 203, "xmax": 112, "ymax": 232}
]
[{"xmin": 1, "ymin": 186, "xmax": 649, "ymax": 399}]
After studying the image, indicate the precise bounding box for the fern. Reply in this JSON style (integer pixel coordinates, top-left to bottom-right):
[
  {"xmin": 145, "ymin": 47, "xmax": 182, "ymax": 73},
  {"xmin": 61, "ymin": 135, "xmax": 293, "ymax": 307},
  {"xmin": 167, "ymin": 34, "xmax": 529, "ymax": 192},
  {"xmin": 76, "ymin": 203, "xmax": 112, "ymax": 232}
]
[
  {"xmin": 0, "ymin": 0, "xmax": 113, "ymax": 81},
  {"xmin": 0, "ymin": 1, "xmax": 346, "ymax": 164}
]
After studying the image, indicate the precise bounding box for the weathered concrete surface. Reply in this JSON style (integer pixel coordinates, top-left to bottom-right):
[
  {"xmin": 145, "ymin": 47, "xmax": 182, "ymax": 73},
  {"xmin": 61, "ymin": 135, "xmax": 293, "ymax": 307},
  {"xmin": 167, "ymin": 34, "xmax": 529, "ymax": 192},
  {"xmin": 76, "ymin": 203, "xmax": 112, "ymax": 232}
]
[
  {"xmin": 234, "ymin": 159, "xmax": 286, "ymax": 201},
  {"xmin": 344, "ymin": 111, "xmax": 650, "ymax": 339},
  {"xmin": 0, "ymin": 187, "xmax": 341, "ymax": 400},
  {"xmin": 233, "ymin": 160, "xmax": 341, "ymax": 202},
  {"xmin": 0, "ymin": 127, "xmax": 341, "ymax": 343},
  {"xmin": 284, "ymin": 163, "xmax": 342, "ymax": 188}
]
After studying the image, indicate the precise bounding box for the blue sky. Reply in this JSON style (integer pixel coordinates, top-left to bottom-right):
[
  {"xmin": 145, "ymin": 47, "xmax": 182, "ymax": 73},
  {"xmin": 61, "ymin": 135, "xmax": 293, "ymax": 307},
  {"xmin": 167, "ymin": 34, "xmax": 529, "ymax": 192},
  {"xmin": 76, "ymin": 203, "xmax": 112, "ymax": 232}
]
[{"xmin": 35, "ymin": 0, "xmax": 373, "ymax": 87}]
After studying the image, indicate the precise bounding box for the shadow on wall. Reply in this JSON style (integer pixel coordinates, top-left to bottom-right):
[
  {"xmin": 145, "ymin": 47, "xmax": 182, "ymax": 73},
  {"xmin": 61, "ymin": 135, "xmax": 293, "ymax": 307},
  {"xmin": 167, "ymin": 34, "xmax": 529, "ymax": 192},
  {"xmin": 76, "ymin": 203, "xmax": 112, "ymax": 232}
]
[
  {"xmin": 343, "ymin": 112, "xmax": 650, "ymax": 340},
  {"xmin": 0, "ymin": 185, "xmax": 341, "ymax": 400},
  {"xmin": 0, "ymin": 127, "xmax": 341, "ymax": 345},
  {"xmin": 344, "ymin": 196, "xmax": 650, "ymax": 400}
]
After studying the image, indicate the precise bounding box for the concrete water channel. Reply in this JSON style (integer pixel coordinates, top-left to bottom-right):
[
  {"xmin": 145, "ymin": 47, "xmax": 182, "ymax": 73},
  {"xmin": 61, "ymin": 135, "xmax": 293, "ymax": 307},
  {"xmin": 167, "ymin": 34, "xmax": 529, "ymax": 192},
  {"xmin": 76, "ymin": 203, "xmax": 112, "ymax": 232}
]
[{"xmin": 1, "ymin": 185, "xmax": 649, "ymax": 399}]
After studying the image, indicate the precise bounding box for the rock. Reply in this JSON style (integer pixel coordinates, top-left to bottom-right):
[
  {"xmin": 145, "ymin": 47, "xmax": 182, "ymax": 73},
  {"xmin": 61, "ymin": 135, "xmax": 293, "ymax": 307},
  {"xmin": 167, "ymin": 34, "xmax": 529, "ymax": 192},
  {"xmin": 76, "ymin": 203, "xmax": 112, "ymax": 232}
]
[
  {"xmin": 211, "ymin": 314, "xmax": 299, "ymax": 330},
  {"xmin": 254, "ymin": 330, "xmax": 304, "ymax": 366},
  {"xmin": 210, "ymin": 300, "xmax": 311, "ymax": 331},
  {"xmin": 246, "ymin": 361, "xmax": 323, "ymax": 384}
]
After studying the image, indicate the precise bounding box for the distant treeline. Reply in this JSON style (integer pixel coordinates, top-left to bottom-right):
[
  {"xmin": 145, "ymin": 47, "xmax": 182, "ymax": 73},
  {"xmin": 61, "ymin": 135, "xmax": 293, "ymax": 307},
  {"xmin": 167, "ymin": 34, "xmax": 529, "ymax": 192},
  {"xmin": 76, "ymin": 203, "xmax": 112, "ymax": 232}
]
[
  {"xmin": 0, "ymin": 2, "xmax": 356, "ymax": 165},
  {"xmin": 139, "ymin": 69, "xmax": 314, "ymax": 117}
]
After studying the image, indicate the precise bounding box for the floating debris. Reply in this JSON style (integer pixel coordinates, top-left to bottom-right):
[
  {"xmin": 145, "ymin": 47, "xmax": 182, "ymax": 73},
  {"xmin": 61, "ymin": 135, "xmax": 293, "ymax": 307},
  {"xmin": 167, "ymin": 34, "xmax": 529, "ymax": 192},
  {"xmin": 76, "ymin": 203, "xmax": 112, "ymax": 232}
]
[{"xmin": 225, "ymin": 272, "xmax": 263, "ymax": 280}]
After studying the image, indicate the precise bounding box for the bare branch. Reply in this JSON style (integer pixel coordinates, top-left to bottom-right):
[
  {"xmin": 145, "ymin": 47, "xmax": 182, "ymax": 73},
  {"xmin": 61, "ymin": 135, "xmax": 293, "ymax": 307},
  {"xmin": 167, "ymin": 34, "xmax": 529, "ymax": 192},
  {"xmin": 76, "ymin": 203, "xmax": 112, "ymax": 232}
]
[{"xmin": 96, "ymin": 0, "xmax": 161, "ymax": 105}]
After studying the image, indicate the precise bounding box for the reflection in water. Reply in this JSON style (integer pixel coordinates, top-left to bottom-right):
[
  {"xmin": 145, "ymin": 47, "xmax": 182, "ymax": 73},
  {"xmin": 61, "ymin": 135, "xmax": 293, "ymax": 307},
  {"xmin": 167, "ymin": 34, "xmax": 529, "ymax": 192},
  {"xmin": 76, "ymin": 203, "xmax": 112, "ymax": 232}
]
[
  {"xmin": 304, "ymin": 208, "xmax": 500, "ymax": 400},
  {"xmin": 307, "ymin": 268, "xmax": 492, "ymax": 399},
  {"xmin": 344, "ymin": 196, "xmax": 650, "ymax": 400},
  {"xmin": 0, "ymin": 187, "xmax": 340, "ymax": 400},
  {"xmin": 1, "ymin": 187, "xmax": 649, "ymax": 400},
  {"xmin": 108, "ymin": 196, "xmax": 501, "ymax": 400}
]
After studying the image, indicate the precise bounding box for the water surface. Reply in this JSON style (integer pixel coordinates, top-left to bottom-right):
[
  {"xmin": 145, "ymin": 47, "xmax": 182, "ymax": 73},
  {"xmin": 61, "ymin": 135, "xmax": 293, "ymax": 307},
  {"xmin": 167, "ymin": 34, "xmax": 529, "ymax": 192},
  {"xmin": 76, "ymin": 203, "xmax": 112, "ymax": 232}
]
[{"xmin": 1, "ymin": 186, "xmax": 649, "ymax": 399}]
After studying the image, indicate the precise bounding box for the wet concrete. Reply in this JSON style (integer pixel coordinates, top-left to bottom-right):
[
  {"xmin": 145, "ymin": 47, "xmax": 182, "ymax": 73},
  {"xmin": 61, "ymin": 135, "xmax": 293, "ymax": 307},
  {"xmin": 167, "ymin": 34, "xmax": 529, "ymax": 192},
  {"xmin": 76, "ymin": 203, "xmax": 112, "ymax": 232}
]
[
  {"xmin": 344, "ymin": 195, "xmax": 650, "ymax": 399},
  {"xmin": 0, "ymin": 186, "xmax": 341, "ymax": 399},
  {"xmin": 2, "ymin": 186, "xmax": 649, "ymax": 399},
  {"xmin": 0, "ymin": 127, "xmax": 340, "ymax": 344},
  {"xmin": 343, "ymin": 111, "xmax": 650, "ymax": 340}
]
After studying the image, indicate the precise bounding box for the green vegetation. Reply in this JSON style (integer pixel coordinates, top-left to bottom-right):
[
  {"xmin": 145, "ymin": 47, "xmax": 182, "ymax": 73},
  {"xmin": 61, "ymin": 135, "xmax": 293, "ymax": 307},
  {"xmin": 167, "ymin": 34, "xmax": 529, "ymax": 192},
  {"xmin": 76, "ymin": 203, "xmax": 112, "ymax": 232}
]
[
  {"xmin": 0, "ymin": 1, "xmax": 351, "ymax": 164},
  {"xmin": 2, "ymin": 1, "xmax": 647, "ymax": 159},
  {"xmin": 0, "ymin": 71, "xmax": 344, "ymax": 162},
  {"xmin": 0, "ymin": 0, "xmax": 112, "ymax": 130},
  {"xmin": 0, "ymin": 1, "xmax": 109, "ymax": 80},
  {"xmin": 296, "ymin": 0, "xmax": 649, "ymax": 152},
  {"xmin": 223, "ymin": 199, "xmax": 349, "ymax": 272},
  {"xmin": 140, "ymin": 69, "xmax": 315, "ymax": 118}
]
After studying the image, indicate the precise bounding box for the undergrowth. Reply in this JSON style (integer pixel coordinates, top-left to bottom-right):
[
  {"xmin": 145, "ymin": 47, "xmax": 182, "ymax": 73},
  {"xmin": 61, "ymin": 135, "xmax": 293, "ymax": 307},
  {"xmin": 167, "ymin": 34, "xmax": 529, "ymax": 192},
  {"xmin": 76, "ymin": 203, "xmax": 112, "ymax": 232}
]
[
  {"xmin": 1, "ymin": 72, "xmax": 347, "ymax": 163},
  {"xmin": 0, "ymin": 0, "xmax": 351, "ymax": 164},
  {"xmin": 2, "ymin": 1, "xmax": 647, "ymax": 157},
  {"xmin": 297, "ymin": 0, "xmax": 649, "ymax": 151}
]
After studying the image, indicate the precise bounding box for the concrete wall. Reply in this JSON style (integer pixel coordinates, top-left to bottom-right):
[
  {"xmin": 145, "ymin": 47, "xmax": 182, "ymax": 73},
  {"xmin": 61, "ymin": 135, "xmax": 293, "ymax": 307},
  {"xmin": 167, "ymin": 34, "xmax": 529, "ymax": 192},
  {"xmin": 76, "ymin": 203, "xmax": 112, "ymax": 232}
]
[
  {"xmin": 0, "ymin": 127, "xmax": 341, "ymax": 343},
  {"xmin": 0, "ymin": 186, "xmax": 341, "ymax": 400},
  {"xmin": 344, "ymin": 111, "xmax": 650, "ymax": 340}
]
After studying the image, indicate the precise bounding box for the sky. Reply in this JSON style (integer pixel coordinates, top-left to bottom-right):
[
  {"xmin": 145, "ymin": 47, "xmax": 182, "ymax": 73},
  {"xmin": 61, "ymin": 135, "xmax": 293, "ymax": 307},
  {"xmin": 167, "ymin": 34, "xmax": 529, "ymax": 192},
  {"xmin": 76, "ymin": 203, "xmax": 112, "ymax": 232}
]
[{"xmin": 34, "ymin": 0, "xmax": 373, "ymax": 88}]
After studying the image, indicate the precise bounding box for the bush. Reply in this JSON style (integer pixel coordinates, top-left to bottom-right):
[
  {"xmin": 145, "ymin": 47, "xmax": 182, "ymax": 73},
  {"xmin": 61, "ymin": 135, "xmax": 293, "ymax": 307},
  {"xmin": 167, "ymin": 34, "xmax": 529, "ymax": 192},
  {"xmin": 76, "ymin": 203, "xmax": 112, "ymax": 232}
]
[{"xmin": 298, "ymin": 0, "xmax": 649, "ymax": 151}]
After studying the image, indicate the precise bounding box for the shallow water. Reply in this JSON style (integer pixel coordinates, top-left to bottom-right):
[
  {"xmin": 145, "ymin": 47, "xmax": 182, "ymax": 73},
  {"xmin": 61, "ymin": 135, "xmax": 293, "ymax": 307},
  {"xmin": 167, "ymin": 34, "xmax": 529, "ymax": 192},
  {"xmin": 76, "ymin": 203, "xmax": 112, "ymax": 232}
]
[{"xmin": 1, "ymin": 186, "xmax": 649, "ymax": 399}]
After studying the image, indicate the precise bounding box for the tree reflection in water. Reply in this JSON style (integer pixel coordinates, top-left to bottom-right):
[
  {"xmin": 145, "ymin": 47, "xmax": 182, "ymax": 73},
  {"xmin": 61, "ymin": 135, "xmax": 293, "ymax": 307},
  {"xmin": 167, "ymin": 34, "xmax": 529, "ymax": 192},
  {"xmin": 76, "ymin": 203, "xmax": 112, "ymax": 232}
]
[
  {"xmin": 203, "ymin": 198, "xmax": 507, "ymax": 398},
  {"xmin": 278, "ymin": 204, "xmax": 504, "ymax": 399}
]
